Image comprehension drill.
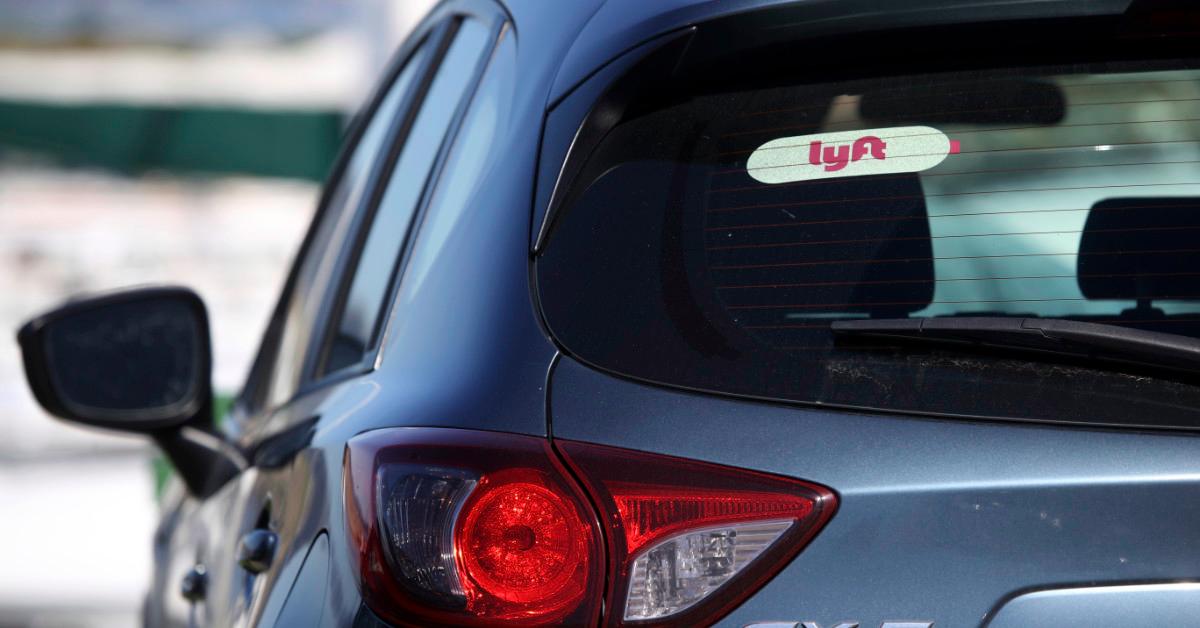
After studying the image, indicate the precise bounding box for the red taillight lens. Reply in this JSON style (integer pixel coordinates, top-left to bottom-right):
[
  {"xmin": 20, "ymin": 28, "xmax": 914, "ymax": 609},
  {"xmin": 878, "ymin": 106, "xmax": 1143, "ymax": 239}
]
[
  {"xmin": 343, "ymin": 429, "xmax": 603, "ymax": 627},
  {"xmin": 557, "ymin": 440, "xmax": 837, "ymax": 626},
  {"xmin": 456, "ymin": 472, "xmax": 591, "ymax": 611},
  {"xmin": 612, "ymin": 485, "xmax": 818, "ymax": 554}
]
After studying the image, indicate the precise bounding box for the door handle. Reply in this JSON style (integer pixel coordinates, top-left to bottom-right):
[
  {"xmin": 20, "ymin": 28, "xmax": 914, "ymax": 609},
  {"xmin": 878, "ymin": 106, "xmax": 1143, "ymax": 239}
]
[
  {"xmin": 237, "ymin": 529, "xmax": 278, "ymax": 575},
  {"xmin": 180, "ymin": 564, "xmax": 207, "ymax": 602}
]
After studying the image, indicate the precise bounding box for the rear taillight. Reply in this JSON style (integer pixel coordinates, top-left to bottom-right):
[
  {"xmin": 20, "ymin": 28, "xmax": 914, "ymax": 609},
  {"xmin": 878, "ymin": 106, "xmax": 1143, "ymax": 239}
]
[
  {"xmin": 557, "ymin": 440, "xmax": 837, "ymax": 626},
  {"xmin": 343, "ymin": 428, "xmax": 604, "ymax": 626},
  {"xmin": 344, "ymin": 429, "xmax": 836, "ymax": 627}
]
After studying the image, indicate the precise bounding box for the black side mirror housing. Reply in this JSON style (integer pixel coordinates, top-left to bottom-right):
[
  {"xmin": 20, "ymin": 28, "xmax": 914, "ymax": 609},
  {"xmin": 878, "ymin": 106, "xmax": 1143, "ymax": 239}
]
[
  {"xmin": 17, "ymin": 286, "xmax": 240, "ymax": 497},
  {"xmin": 18, "ymin": 286, "xmax": 212, "ymax": 430}
]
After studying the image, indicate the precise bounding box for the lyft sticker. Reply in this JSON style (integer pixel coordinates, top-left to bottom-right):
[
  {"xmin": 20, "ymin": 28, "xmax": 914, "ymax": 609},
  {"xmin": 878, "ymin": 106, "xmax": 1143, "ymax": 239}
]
[{"xmin": 746, "ymin": 126, "xmax": 959, "ymax": 184}]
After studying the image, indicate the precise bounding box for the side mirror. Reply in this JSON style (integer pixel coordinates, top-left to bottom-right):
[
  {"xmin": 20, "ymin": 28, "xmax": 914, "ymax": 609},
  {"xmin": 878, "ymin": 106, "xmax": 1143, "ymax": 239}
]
[
  {"xmin": 16, "ymin": 286, "xmax": 240, "ymax": 497},
  {"xmin": 18, "ymin": 286, "xmax": 212, "ymax": 430}
]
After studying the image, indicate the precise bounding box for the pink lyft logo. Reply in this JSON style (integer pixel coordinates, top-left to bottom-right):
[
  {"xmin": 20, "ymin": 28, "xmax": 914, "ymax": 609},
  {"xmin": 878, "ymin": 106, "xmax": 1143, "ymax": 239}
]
[
  {"xmin": 808, "ymin": 135, "xmax": 887, "ymax": 171},
  {"xmin": 747, "ymin": 126, "xmax": 958, "ymax": 184}
]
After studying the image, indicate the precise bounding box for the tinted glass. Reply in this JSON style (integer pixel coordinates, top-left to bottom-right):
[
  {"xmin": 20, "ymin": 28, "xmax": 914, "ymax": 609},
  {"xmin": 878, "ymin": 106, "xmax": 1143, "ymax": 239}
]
[
  {"xmin": 46, "ymin": 298, "xmax": 199, "ymax": 413},
  {"xmin": 259, "ymin": 39, "xmax": 431, "ymax": 409},
  {"xmin": 539, "ymin": 58, "xmax": 1200, "ymax": 426},
  {"xmin": 320, "ymin": 19, "xmax": 493, "ymax": 375}
]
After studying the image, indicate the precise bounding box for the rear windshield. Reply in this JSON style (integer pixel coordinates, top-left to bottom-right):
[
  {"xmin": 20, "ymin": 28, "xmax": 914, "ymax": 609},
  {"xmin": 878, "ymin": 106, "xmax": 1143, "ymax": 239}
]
[{"xmin": 537, "ymin": 53, "xmax": 1200, "ymax": 428}]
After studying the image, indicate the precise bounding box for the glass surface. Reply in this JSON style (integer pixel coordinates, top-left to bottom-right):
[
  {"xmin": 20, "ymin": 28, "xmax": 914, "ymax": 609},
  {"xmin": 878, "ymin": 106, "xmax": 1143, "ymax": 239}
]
[
  {"xmin": 321, "ymin": 18, "xmax": 493, "ymax": 375},
  {"xmin": 45, "ymin": 298, "xmax": 200, "ymax": 413},
  {"xmin": 624, "ymin": 521, "xmax": 791, "ymax": 621},
  {"xmin": 260, "ymin": 37, "xmax": 431, "ymax": 409},
  {"xmin": 539, "ymin": 57, "xmax": 1200, "ymax": 426}
]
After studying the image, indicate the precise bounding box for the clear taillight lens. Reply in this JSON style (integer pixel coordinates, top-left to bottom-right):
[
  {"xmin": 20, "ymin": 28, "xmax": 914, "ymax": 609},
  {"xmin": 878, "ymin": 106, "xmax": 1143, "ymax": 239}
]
[
  {"xmin": 624, "ymin": 520, "xmax": 793, "ymax": 620},
  {"xmin": 375, "ymin": 466, "xmax": 476, "ymax": 606}
]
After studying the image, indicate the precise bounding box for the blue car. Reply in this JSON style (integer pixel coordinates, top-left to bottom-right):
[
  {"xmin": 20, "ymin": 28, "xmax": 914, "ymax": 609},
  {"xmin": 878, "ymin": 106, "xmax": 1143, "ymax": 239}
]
[{"xmin": 17, "ymin": 0, "xmax": 1200, "ymax": 625}]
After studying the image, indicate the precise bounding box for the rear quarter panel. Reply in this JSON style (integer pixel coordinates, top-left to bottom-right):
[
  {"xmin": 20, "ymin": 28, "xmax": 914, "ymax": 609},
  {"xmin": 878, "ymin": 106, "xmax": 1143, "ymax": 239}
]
[{"xmin": 548, "ymin": 357, "xmax": 1200, "ymax": 627}]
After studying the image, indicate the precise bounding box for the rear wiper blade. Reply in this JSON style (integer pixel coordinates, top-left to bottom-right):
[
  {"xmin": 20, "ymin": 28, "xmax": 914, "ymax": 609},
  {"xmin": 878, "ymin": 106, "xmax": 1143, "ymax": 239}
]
[{"xmin": 831, "ymin": 316, "xmax": 1200, "ymax": 373}]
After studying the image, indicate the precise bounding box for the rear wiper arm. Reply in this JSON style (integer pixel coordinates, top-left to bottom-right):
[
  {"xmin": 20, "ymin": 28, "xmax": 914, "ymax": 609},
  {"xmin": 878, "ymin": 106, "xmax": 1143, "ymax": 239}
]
[{"xmin": 831, "ymin": 317, "xmax": 1200, "ymax": 373}]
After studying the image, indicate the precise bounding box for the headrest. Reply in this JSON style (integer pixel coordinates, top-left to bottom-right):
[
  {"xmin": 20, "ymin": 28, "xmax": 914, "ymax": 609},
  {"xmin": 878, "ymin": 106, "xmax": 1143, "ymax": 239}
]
[
  {"xmin": 706, "ymin": 173, "xmax": 934, "ymax": 317},
  {"xmin": 1078, "ymin": 197, "xmax": 1200, "ymax": 301}
]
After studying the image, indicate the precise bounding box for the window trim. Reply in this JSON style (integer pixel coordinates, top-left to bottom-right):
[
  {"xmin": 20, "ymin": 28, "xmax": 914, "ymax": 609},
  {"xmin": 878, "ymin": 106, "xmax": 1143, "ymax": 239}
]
[
  {"xmin": 297, "ymin": 16, "xmax": 462, "ymax": 384},
  {"xmin": 303, "ymin": 12, "xmax": 510, "ymax": 388},
  {"xmin": 232, "ymin": 15, "xmax": 456, "ymax": 421}
]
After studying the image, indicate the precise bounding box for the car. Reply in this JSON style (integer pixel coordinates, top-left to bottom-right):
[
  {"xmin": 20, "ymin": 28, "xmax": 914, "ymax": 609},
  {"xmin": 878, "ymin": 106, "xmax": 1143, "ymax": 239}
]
[{"xmin": 15, "ymin": 0, "xmax": 1200, "ymax": 625}]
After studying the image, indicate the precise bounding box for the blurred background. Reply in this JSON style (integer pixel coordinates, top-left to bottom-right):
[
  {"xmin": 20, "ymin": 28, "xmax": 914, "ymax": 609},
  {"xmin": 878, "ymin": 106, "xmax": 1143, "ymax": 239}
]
[{"xmin": 0, "ymin": 1, "xmax": 433, "ymax": 625}]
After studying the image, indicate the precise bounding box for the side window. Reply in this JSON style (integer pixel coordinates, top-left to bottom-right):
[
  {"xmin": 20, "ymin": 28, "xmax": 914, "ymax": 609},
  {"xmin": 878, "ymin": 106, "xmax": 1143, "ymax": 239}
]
[
  {"xmin": 316, "ymin": 18, "xmax": 495, "ymax": 376},
  {"xmin": 250, "ymin": 36, "xmax": 434, "ymax": 412}
]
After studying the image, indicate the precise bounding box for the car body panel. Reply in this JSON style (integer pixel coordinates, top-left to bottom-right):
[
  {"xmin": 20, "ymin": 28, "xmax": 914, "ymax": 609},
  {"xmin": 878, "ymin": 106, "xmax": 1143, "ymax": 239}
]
[
  {"xmin": 545, "ymin": 0, "xmax": 1133, "ymax": 107},
  {"xmin": 548, "ymin": 356, "xmax": 1200, "ymax": 627},
  {"xmin": 272, "ymin": 533, "xmax": 331, "ymax": 627},
  {"xmin": 985, "ymin": 583, "xmax": 1200, "ymax": 628},
  {"xmin": 150, "ymin": 380, "xmax": 340, "ymax": 627}
]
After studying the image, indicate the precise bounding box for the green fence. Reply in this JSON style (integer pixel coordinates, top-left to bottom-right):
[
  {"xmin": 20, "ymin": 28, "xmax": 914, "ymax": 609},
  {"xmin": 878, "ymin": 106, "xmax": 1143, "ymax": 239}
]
[{"xmin": 0, "ymin": 101, "xmax": 345, "ymax": 181}]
